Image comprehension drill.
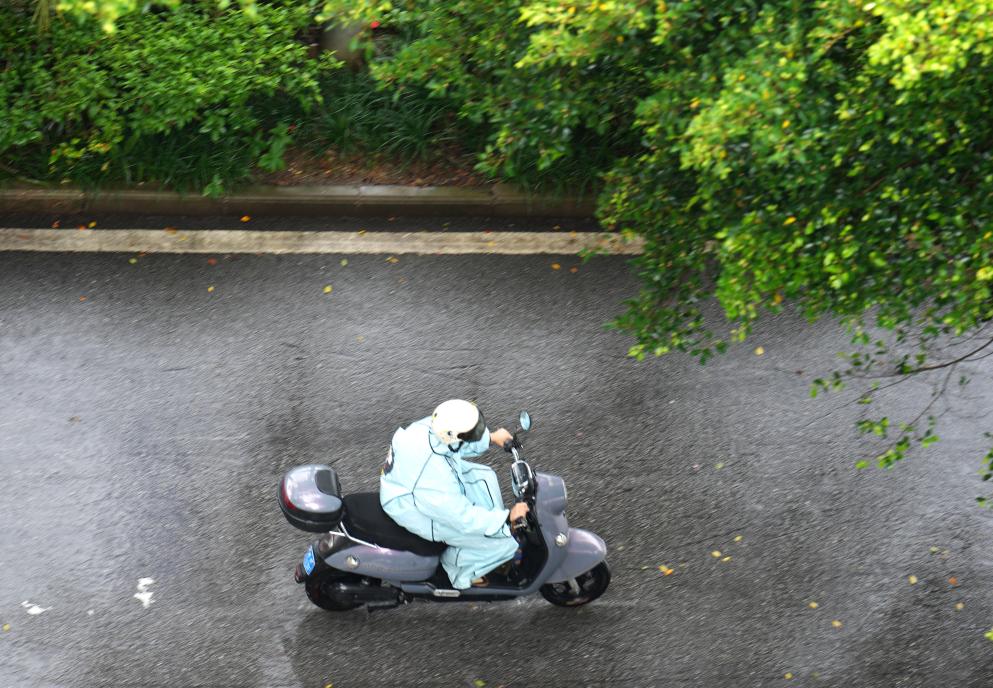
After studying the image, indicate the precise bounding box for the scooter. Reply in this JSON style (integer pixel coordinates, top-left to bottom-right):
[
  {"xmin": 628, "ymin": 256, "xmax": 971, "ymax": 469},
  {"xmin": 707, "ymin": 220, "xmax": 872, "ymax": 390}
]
[{"xmin": 278, "ymin": 411, "xmax": 610, "ymax": 612}]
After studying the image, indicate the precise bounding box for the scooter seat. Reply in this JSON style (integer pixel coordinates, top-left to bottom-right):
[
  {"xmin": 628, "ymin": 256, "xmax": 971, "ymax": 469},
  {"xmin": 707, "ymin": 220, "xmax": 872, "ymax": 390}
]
[{"xmin": 341, "ymin": 492, "xmax": 447, "ymax": 557}]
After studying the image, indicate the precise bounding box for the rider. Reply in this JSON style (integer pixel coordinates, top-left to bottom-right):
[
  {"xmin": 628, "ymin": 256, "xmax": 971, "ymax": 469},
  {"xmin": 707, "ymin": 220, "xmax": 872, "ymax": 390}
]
[{"xmin": 380, "ymin": 399, "xmax": 529, "ymax": 589}]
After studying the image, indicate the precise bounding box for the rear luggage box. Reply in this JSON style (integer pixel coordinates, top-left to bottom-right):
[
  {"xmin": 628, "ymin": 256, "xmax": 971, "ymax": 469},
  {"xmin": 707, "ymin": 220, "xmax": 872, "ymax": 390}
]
[{"xmin": 279, "ymin": 465, "xmax": 343, "ymax": 532}]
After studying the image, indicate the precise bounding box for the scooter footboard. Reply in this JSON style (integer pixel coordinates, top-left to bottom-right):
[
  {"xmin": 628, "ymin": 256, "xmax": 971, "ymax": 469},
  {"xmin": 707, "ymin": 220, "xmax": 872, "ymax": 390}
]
[{"xmin": 543, "ymin": 528, "xmax": 607, "ymax": 583}]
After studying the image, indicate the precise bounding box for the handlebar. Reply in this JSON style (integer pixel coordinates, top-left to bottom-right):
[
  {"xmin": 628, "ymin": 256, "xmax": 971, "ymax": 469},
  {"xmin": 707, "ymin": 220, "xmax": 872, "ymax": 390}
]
[{"xmin": 502, "ymin": 436, "xmax": 523, "ymax": 452}]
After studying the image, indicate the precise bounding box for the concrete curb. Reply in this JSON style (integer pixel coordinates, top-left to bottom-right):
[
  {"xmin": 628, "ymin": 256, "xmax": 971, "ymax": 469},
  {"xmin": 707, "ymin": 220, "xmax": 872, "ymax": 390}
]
[
  {"xmin": 0, "ymin": 228, "xmax": 642, "ymax": 255},
  {"xmin": 0, "ymin": 185, "xmax": 595, "ymax": 218}
]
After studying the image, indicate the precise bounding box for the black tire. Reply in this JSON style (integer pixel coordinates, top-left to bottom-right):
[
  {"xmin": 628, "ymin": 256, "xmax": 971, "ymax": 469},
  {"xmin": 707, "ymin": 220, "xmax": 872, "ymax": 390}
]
[
  {"xmin": 539, "ymin": 561, "xmax": 611, "ymax": 607},
  {"xmin": 304, "ymin": 571, "xmax": 362, "ymax": 612}
]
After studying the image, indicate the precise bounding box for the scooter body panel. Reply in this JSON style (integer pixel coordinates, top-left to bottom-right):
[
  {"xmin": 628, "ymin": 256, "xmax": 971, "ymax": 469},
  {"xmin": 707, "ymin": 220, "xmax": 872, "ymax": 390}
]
[
  {"xmin": 542, "ymin": 528, "xmax": 607, "ymax": 583},
  {"xmin": 326, "ymin": 543, "xmax": 439, "ymax": 581}
]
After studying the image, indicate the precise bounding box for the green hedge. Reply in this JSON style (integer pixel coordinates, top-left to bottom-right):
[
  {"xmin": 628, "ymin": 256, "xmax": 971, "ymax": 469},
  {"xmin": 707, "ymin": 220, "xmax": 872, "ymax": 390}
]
[{"xmin": 0, "ymin": 3, "xmax": 332, "ymax": 193}]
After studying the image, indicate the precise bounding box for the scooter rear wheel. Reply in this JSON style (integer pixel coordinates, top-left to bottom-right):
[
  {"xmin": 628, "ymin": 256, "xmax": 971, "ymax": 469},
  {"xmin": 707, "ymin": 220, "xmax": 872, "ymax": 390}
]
[
  {"xmin": 540, "ymin": 561, "xmax": 610, "ymax": 607},
  {"xmin": 305, "ymin": 571, "xmax": 362, "ymax": 612}
]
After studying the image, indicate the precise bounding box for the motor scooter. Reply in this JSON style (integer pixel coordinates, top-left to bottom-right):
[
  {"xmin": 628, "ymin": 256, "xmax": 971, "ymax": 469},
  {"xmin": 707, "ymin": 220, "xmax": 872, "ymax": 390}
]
[{"xmin": 278, "ymin": 411, "xmax": 610, "ymax": 611}]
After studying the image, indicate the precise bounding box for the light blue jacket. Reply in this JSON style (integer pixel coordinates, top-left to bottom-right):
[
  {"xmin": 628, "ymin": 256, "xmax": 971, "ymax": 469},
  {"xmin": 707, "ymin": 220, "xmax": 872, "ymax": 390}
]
[{"xmin": 380, "ymin": 417, "xmax": 510, "ymax": 543}]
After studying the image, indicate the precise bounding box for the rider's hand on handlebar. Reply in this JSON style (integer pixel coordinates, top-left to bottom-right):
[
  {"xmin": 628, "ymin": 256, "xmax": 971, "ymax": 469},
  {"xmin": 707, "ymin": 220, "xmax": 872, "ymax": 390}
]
[
  {"xmin": 490, "ymin": 428, "xmax": 513, "ymax": 448},
  {"xmin": 509, "ymin": 502, "xmax": 530, "ymax": 523}
]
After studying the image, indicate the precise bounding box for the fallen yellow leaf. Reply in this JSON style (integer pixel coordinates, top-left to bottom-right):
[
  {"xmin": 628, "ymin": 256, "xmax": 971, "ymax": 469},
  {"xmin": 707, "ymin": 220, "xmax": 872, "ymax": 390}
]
[
  {"xmin": 773, "ymin": 292, "xmax": 784, "ymax": 305},
  {"xmin": 207, "ymin": 286, "xmax": 215, "ymax": 293},
  {"xmin": 323, "ymin": 285, "xmax": 333, "ymax": 294},
  {"xmin": 755, "ymin": 346, "xmax": 765, "ymax": 355},
  {"xmin": 711, "ymin": 550, "xmax": 722, "ymax": 558},
  {"xmin": 808, "ymin": 601, "xmax": 819, "ymax": 609},
  {"xmin": 2, "ymin": 624, "xmax": 10, "ymax": 632},
  {"xmin": 240, "ymin": 215, "xmax": 251, "ymax": 222},
  {"xmin": 386, "ymin": 256, "xmax": 399, "ymax": 264},
  {"xmin": 357, "ymin": 229, "xmax": 367, "ymax": 236},
  {"xmin": 908, "ymin": 575, "xmax": 918, "ymax": 585},
  {"xmin": 721, "ymin": 556, "xmax": 732, "ymax": 562},
  {"xmin": 570, "ymin": 267, "xmax": 579, "ymax": 273},
  {"xmin": 955, "ymin": 602, "xmax": 965, "ymax": 611},
  {"xmin": 340, "ymin": 259, "xmax": 348, "ymax": 267},
  {"xmin": 128, "ymin": 257, "xmax": 137, "ymax": 264},
  {"xmin": 734, "ymin": 535, "xmax": 743, "ymax": 542},
  {"xmin": 87, "ymin": 221, "xmax": 97, "ymax": 228},
  {"xmin": 551, "ymin": 263, "xmax": 561, "ymax": 270},
  {"xmin": 784, "ymin": 673, "xmax": 793, "ymax": 680},
  {"xmin": 832, "ymin": 620, "xmax": 843, "ymax": 628}
]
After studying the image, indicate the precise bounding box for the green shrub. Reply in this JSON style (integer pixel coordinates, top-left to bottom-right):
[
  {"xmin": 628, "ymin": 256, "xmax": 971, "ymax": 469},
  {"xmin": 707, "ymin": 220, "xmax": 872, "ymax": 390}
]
[
  {"xmin": 0, "ymin": 3, "xmax": 334, "ymax": 192},
  {"xmin": 301, "ymin": 70, "xmax": 472, "ymax": 166},
  {"xmin": 320, "ymin": 0, "xmax": 645, "ymax": 191}
]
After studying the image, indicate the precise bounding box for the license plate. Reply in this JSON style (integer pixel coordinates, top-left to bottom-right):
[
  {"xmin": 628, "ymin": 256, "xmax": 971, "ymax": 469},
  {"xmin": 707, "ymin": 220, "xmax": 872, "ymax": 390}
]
[{"xmin": 302, "ymin": 547, "xmax": 316, "ymax": 575}]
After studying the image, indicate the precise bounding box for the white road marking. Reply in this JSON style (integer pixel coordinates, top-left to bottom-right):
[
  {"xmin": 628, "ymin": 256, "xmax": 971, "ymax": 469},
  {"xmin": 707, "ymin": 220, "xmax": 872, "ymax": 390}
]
[
  {"xmin": 134, "ymin": 578, "xmax": 155, "ymax": 608},
  {"xmin": 20, "ymin": 601, "xmax": 50, "ymax": 615},
  {"xmin": 0, "ymin": 229, "xmax": 643, "ymax": 255}
]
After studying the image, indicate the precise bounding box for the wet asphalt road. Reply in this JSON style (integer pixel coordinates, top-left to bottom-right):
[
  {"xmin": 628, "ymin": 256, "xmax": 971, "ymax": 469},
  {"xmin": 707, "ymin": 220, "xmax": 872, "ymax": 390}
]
[{"xmin": 1, "ymin": 238, "xmax": 992, "ymax": 687}]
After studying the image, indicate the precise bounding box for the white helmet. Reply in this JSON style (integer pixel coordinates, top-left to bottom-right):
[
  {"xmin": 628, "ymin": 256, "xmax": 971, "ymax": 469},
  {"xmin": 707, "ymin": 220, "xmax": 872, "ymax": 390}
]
[{"xmin": 431, "ymin": 399, "xmax": 486, "ymax": 446}]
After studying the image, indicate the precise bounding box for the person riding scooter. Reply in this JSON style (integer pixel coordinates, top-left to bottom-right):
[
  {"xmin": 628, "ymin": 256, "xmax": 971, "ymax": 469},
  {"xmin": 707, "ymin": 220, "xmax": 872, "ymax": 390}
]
[{"xmin": 379, "ymin": 399, "xmax": 529, "ymax": 589}]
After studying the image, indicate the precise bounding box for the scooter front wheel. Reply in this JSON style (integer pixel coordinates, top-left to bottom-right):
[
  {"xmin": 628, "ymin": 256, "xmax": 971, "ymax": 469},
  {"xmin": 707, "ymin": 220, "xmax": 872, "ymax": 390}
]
[
  {"xmin": 305, "ymin": 571, "xmax": 362, "ymax": 612},
  {"xmin": 539, "ymin": 561, "xmax": 610, "ymax": 607}
]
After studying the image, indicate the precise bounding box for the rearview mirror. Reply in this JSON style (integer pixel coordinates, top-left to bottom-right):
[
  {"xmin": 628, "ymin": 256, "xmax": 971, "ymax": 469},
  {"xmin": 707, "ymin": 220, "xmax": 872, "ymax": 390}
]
[{"xmin": 519, "ymin": 411, "xmax": 532, "ymax": 432}]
